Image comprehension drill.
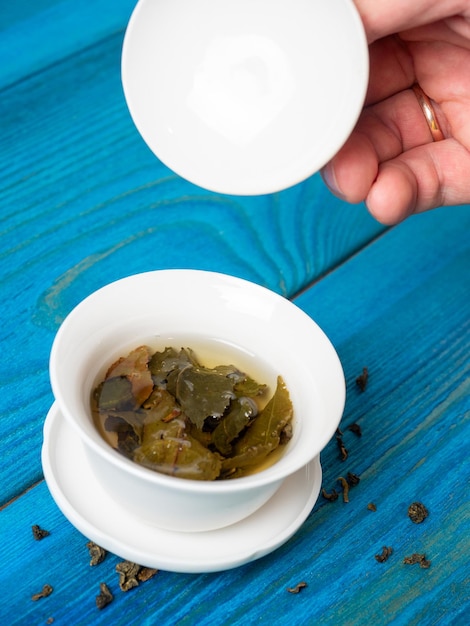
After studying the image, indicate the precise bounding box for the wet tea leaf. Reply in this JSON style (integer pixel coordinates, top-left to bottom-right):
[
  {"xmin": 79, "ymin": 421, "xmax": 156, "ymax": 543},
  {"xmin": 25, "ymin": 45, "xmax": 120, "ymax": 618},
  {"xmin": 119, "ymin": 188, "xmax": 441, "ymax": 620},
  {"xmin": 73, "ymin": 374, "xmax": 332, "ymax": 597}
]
[
  {"xmin": 97, "ymin": 378, "xmax": 136, "ymax": 411},
  {"xmin": 234, "ymin": 376, "xmax": 292, "ymax": 451},
  {"xmin": 212, "ymin": 398, "xmax": 256, "ymax": 455},
  {"xmin": 134, "ymin": 418, "xmax": 221, "ymax": 480},
  {"xmin": 234, "ymin": 375, "xmax": 267, "ymax": 398},
  {"xmin": 176, "ymin": 366, "xmax": 236, "ymax": 430},
  {"xmin": 93, "ymin": 346, "xmax": 293, "ymax": 481},
  {"xmin": 222, "ymin": 376, "xmax": 292, "ymax": 471},
  {"xmin": 105, "ymin": 346, "xmax": 153, "ymax": 406}
]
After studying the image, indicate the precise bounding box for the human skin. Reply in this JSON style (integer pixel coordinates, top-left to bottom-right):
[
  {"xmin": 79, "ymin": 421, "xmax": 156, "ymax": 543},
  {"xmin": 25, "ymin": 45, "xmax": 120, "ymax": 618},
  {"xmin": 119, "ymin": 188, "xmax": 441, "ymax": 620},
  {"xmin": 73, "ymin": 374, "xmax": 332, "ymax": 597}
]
[{"xmin": 321, "ymin": 0, "xmax": 470, "ymax": 224}]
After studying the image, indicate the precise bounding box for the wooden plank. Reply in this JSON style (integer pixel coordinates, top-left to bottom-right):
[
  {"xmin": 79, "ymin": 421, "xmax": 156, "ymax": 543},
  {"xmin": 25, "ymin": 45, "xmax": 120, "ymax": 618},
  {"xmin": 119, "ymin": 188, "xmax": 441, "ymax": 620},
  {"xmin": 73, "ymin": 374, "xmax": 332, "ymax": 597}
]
[
  {"xmin": 1, "ymin": 205, "xmax": 468, "ymax": 624},
  {"xmin": 0, "ymin": 30, "xmax": 384, "ymax": 504},
  {"xmin": 0, "ymin": 0, "xmax": 136, "ymax": 89}
]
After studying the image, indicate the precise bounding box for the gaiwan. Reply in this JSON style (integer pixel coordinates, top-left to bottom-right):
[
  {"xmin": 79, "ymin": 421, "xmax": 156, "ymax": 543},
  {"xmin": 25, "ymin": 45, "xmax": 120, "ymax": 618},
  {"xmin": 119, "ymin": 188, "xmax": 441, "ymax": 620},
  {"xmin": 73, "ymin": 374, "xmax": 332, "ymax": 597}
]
[{"xmin": 91, "ymin": 345, "xmax": 293, "ymax": 481}]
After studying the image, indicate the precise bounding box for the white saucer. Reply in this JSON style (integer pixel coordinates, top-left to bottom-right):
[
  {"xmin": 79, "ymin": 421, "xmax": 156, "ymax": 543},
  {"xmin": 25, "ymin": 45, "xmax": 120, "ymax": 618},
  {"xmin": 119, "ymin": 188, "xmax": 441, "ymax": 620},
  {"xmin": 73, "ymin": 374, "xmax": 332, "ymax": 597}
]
[{"xmin": 42, "ymin": 403, "xmax": 322, "ymax": 573}]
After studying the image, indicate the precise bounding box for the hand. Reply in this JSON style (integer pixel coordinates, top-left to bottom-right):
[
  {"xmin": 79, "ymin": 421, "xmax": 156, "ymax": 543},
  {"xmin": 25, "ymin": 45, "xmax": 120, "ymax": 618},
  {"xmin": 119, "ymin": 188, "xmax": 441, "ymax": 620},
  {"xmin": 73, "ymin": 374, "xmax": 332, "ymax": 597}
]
[{"xmin": 321, "ymin": 0, "xmax": 470, "ymax": 224}]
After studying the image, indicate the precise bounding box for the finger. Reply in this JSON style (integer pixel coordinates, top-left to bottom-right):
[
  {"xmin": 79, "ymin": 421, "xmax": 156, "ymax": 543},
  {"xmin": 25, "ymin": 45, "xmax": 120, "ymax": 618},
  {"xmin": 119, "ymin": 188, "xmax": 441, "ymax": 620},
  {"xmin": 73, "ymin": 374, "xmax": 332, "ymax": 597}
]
[
  {"xmin": 353, "ymin": 0, "xmax": 470, "ymax": 43},
  {"xmin": 365, "ymin": 36, "xmax": 415, "ymax": 104},
  {"xmin": 321, "ymin": 89, "xmax": 436, "ymax": 204},
  {"xmin": 365, "ymin": 139, "xmax": 470, "ymax": 223}
]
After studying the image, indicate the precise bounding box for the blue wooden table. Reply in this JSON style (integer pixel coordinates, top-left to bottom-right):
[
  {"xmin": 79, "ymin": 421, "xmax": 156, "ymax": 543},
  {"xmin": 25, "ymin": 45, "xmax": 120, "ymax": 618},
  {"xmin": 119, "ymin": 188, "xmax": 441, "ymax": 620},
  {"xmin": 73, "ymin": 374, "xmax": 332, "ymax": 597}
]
[{"xmin": 1, "ymin": 2, "xmax": 469, "ymax": 624}]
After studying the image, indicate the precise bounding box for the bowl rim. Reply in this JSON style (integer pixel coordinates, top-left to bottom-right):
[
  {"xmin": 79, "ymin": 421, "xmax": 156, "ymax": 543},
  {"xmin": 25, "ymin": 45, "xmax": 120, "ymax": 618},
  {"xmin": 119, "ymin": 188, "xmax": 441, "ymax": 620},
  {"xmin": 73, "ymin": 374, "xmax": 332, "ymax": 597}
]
[
  {"xmin": 121, "ymin": 0, "xmax": 369, "ymax": 195},
  {"xmin": 50, "ymin": 269, "xmax": 345, "ymax": 493}
]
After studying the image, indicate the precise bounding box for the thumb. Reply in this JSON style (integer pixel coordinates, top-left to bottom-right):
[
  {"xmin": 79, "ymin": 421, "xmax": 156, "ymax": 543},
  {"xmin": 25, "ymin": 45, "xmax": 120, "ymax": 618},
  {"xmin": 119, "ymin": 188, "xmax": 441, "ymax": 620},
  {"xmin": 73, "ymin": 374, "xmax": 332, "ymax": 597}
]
[{"xmin": 353, "ymin": 0, "xmax": 468, "ymax": 42}]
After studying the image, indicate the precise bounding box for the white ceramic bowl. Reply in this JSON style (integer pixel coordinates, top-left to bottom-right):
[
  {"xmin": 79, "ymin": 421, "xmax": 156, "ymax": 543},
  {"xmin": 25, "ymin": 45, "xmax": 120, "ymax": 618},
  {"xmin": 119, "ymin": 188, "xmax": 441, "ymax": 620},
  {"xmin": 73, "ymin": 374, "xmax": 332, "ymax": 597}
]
[
  {"xmin": 49, "ymin": 270, "xmax": 345, "ymax": 532},
  {"xmin": 121, "ymin": 0, "xmax": 368, "ymax": 195}
]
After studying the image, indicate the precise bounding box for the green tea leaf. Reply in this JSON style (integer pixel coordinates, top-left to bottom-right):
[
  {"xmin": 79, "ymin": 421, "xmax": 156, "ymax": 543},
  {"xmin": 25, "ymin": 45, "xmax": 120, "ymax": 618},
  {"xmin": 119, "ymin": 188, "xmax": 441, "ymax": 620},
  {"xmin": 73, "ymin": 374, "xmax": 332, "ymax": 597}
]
[
  {"xmin": 142, "ymin": 388, "xmax": 182, "ymax": 426},
  {"xmin": 221, "ymin": 376, "xmax": 293, "ymax": 471},
  {"xmin": 134, "ymin": 423, "xmax": 221, "ymax": 480},
  {"xmin": 212, "ymin": 398, "xmax": 256, "ymax": 455},
  {"xmin": 176, "ymin": 366, "xmax": 236, "ymax": 430},
  {"xmin": 221, "ymin": 442, "xmax": 274, "ymax": 472},
  {"xmin": 149, "ymin": 347, "xmax": 200, "ymax": 394},
  {"xmin": 234, "ymin": 376, "xmax": 267, "ymax": 398},
  {"xmin": 105, "ymin": 346, "xmax": 153, "ymax": 406},
  {"xmin": 96, "ymin": 378, "xmax": 136, "ymax": 411}
]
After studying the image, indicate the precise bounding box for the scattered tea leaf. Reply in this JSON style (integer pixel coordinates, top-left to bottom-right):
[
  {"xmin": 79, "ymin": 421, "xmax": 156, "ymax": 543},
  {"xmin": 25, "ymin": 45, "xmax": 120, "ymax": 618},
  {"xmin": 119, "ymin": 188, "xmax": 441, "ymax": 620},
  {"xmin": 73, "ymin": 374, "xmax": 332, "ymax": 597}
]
[
  {"xmin": 356, "ymin": 367, "xmax": 369, "ymax": 392},
  {"xmin": 116, "ymin": 561, "xmax": 141, "ymax": 592},
  {"xmin": 367, "ymin": 502, "xmax": 377, "ymax": 512},
  {"xmin": 403, "ymin": 553, "xmax": 431, "ymax": 569},
  {"xmin": 137, "ymin": 567, "xmax": 158, "ymax": 582},
  {"xmin": 32, "ymin": 525, "xmax": 50, "ymax": 541},
  {"xmin": 408, "ymin": 502, "xmax": 429, "ymax": 524},
  {"xmin": 287, "ymin": 582, "xmax": 308, "ymax": 594},
  {"xmin": 347, "ymin": 423, "xmax": 362, "ymax": 437},
  {"xmin": 96, "ymin": 582, "xmax": 113, "ymax": 609},
  {"xmin": 321, "ymin": 488, "xmax": 339, "ymax": 502},
  {"xmin": 337, "ymin": 476, "xmax": 350, "ymax": 503},
  {"xmin": 375, "ymin": 546, "xmax": 393, "ymax": 563},
  {"xmin": 346, "ymin": 472, "xmax": 360, "ymax": 486},
  {"xmin": 86, "ymin": 541, "xmax": 107, "ymax": 566},
  {"xmin": 116, "ymin": 561, "xmax": 157, "ymax": 591},
  {"xmin": 336, "ymin": 434, "xmax": 348, "ymax": 461},
  {"xmin": 31, "ymin": 584, "xmax": 53, "ymax": 601}
]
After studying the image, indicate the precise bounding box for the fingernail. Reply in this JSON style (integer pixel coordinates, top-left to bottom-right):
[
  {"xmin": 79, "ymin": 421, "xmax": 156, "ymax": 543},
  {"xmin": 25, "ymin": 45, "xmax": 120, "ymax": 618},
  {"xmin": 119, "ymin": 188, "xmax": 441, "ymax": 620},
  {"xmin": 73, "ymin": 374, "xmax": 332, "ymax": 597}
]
[{"xmin": 321, "ymin": 164, "xmax": 343, "ymax": 199}]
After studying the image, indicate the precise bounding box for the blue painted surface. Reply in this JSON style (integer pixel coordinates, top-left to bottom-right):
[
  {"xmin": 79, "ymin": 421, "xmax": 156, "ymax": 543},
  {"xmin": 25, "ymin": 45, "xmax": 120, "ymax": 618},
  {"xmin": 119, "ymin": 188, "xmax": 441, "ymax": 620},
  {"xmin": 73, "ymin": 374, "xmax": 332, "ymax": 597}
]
[{"xmin": 1, "ymin": 2, "xmax": 469, "ymax": 624}]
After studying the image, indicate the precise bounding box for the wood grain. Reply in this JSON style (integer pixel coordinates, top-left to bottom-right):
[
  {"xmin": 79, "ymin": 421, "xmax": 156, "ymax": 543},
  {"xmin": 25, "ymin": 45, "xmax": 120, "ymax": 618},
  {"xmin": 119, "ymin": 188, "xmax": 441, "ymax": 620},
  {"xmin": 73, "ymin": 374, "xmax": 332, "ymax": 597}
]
[
  {"xmin": 1, "ymin": 205, "xmax": 468, "ymax": 625},
  {"xmin": 0, "ymin": 26, "xmax": 383, "ymax": 504}
]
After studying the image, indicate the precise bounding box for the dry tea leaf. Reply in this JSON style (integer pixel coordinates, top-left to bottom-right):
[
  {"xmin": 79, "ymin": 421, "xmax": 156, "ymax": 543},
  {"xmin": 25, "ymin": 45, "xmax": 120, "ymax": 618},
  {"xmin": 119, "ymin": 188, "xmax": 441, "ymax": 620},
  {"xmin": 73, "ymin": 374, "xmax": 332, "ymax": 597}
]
[
  {"xmin": 86, "ymin": 541, "xmax": 107, "ymax": 566},
  {"xmin": 336, "ymin": 434, "xmax": 348, "ymax": 461},
  {"xmin": 31, "ymin": 584, "xmax": 53, "ymax": 601},
  {"xmin": 96, "ymin": 582, "xmax": 113, "ymax": 609},
  {"xmin": 356, "ymin": 367, "xmax": 369, "ymax": 392},
  {"xmin": 367, "ymin": 503, "xmax": 377, "ymax": 512},
  {"xmin": 347, "ymin": 423, "xmax": 362, "ymax": 437},
  {"xmin": 287, "ymin": 582, "xmax": 308, "ymax": 594},
  {"xmin": 321, "ymin": 488, "xmax": 339, "ymax": 502},
  {"xmin": 346, "ymin": 472, "xmax": 360, "ymax": 486},
  {"xmin": 115, "ymin": 562, "xmax": 157, "ymax": 591},
  {"xmin": 116, "ymin": 561, "xmax": 141, "ymax": 592},
  {"xmin": 403, "ymin": 553, "xmax": 431, "ymax": 569},
  {"xmin": 32, "ymin": 525, "xmax": 50, "ymax": 541},
  {"xmin": 375, "ymin": 546, "xmax": 393, "ymax": 563},
  {"xmin": 137, "ymin": 567, "xmax": 158, "ymax": 582},
  {"xmin": 408, "ymin": 502, "xmax": 429, "ymax": 524},
  {"xmin": 337, "ymin": 476, "xmax": 350, "ymax": 503}
]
